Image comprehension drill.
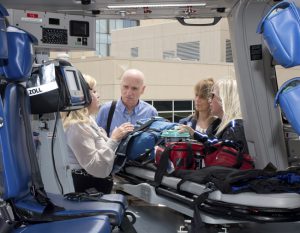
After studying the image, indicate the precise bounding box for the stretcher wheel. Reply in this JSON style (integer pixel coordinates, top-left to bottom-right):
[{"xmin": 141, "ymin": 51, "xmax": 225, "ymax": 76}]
[{"xmin": 125, "ymin": 211, "xmax": 136, "ymax": 224}]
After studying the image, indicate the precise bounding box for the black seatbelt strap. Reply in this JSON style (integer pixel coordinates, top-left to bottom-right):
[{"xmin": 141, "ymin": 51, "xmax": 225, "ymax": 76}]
[
  {"xmin": 63, "ymin": 192, "xmax": 126, "ymax": 211},
  {"xmin": 106, "ymin": 100, "xmax": 117, "ymax": 136},
  {"xmin": 63, "ymin": 191, "xmax": 138, "ymax": 233},
  {"xmin": 0, "ymin": 97, "xmax": 6, "ymax": 197},
  {"xmin": 18, "ymin": 86, "xmax": 45, "ymax": 191},
  {"xmin": 190, "ymin": 183, "xmax": 216, "ymax": 233},
  {"xmin": 18, "ymin": 86, "xmax": 64, "ymax": 214}
]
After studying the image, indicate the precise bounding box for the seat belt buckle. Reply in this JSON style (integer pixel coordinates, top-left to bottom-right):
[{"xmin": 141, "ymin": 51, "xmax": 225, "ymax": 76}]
[
  {"xmin": 30, "ymin": 185, "xmax": 36, "ymax": 197},
  {"xmin": 0, "ymin": 201, "xmax": 14, "ymax": 223},
  {"xmin": 204, "ymin": 182, "xmax": 216, "ymax": 192}
]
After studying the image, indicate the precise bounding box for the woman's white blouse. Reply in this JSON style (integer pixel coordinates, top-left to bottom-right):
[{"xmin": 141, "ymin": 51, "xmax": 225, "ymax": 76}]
[{"xmin": 65, "ymin": 118, "xmax": 119, "ymax": 178}]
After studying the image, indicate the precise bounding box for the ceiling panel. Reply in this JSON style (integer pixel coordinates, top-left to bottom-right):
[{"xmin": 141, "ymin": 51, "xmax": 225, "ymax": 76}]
[{"xmin": 0, "ymin": 0, "xmax": 240, "ymax": 19}]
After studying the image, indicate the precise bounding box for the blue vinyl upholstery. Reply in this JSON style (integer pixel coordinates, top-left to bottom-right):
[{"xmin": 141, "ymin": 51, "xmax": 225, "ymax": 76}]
[
  {"xmin": 0, "ymin": 4, "xmax": 8, "ymax": 59},
  {"xmin": 1, "ymin": 82, "xmax": 125, "ymax": 226},
  {"xmin": 0, "ymin": 13, "xmax": 127, "ymax": 229},
  {"xmin": 14, "ymin": 193, "xmax": 124, "ymax": 226},
  {"xmin": 2, "ymin": 84, "xmax": 32, "ymax": 200},
  {"xmin": 13, "ymin": 216, "xmax": 111, "ymax": 233}
]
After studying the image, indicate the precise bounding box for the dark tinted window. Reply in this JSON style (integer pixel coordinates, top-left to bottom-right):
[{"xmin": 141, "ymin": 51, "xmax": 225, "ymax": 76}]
[
  {"xmin": 153, "ymin": 101, "xmax": 172, "ymax": 111},
  {"xmin": 158, "ymin": 112, "xmax": 172, "ymax": 122},
  {"xmin": 174, "ymin": 101, "xmax": 192, "ymax": 111}
]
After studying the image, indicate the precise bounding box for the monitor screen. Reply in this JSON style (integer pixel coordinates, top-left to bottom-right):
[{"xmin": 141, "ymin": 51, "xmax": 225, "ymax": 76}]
[
  {"xmin": 69, "ymin": 20, "xmax": 89, "ymax": 37},
  {"xmin": 61, "ymin": 66, "xmax": 86, "ymax": 110},
  {"xmin": 65, "ymin": 70, "xmax": 80, "ymax": 91}
]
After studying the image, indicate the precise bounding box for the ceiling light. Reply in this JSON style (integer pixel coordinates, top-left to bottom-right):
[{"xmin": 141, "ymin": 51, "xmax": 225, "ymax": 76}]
[{"xmin": 107, "ymin": 3, "xmax": 206, "ymax": 9}]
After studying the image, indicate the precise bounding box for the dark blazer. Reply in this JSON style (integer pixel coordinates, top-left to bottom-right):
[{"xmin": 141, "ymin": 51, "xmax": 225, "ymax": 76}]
[{"xmin": 193, "ymin": 119, "xmax": 249, "ymax": 154}]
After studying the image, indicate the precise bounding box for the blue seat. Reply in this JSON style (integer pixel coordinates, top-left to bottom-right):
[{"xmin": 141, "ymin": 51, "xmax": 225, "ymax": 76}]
[
  {"xmin": 0, "ymin": 7, "xmax": 132, "ymax": 232},
  {"xmin": 13, "ymin": 216, "xmax": 111, "ymax": 233},
  {"xmin": 0, "ymin": 93, "xmax": 111, "ymax": 233},
  {"xmin": 0, "ymin": 53, "xmax": 126, "ymax": 228}
]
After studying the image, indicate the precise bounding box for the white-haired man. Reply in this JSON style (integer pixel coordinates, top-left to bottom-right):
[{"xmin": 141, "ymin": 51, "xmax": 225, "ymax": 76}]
[{"xmin": 96, "ymin": 69, "xmax": 158, "ymax": 136}]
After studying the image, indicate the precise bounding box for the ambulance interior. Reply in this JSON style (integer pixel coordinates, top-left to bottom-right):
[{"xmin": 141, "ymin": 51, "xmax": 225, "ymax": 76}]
[{"xmin": 1, "ymin": 0, "xmax": 300, "ymax": 233}]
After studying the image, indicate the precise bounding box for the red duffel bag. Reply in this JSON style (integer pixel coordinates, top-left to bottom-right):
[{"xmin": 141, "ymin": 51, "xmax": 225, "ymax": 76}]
[
  {"xmin": 155, "ymin": 141, "xmax": 254, "ymax": 171},
  {"xmin": 203, "ymin": 141, "xmax": 254, "ymax": 170},
  {"xmin": 155, "ymin": 142, "xmax": 205, "ymax": 170},
  {"xmin": 154, "ymin": 140, "xmax": 254, "ymax": 187}
]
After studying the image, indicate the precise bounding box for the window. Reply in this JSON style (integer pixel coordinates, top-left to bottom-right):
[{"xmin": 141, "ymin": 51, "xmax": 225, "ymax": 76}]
[
  {"xmin": 177, "ymin": 41, "xmax": 200, "ymax": 61},
  {"xmin": 123, "ymin": 20, "xmax": 139, "ymax": 28},
  {"xmin": 174, "ymin": 101, "xmax": 192, "ymax": 111},
  {"xmin": 109, "ymin": 20, "xmax": 116, "ymax": 32},
  {"xmin": 153, "ymin": 101, "xmax": 172, "ymax": 111},
  {"xmin": 100, "ymin": 34, "xmax": 108, "ymax": 44},
  {"xmin": 163, "ymin": 50, "xmax": 176, "ymax": 60},
  {"xmin": 146, "ymin": 100, "xmax": 193, "ymax": 122},
  {"xmin": 95, "ymin": 19, "xmax": 139, "ymax": 57},
  {"xmin": 226, "ymin": 39, "xmax": 233, "ymax": 63},
  {"xmin": 131, "ymin": 47, "xmax": 139, "ymax": 57},
  {"xmin": 116, "ymin": 20, "xmax": 124, "ymax": 29},
  {"xmin": 99, "ymin": 44, "xmax": 109, "ymax": 56},
  {"xmin": 96, "ymin": 20, "xmax": 100, "ymax": 33},
  {"xmin": 99, "ymin": 20, "xmax": 108, "ymax": 33}
]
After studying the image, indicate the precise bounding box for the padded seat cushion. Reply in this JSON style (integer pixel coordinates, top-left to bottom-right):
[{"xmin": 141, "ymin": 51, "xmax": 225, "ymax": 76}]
[
  {"xmin": 15, "ymin": 193, "xmax": 124, "ymax": 226},
  {"xmin": 14, "ymin": 215, "xmax": 111, "ymax": 233}
]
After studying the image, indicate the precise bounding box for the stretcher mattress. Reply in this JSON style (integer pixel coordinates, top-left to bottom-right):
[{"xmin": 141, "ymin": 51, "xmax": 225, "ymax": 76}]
[{"xmin": 123, "ymin": 166, "xmax": 300, "ymax": 209}]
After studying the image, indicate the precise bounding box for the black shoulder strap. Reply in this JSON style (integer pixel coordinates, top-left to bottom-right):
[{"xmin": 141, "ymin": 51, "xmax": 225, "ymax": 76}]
[
  {"xmin": 19, "ymin": 86, "xmax": 45, "ymax": 191},
  {"xmin": 106, "ymin": 100, "xmax": 117, "ymax": 136},
  {"xmin": 19, "ymin": 86, "xmax": 64, "ymax": 214},
  {"xmin": 134, "ymin": 117, "xmax": 157, "ymax": 132},
  {"xmin": 154, "ymin": 144, "xmax": 174, "ymax": 187}
]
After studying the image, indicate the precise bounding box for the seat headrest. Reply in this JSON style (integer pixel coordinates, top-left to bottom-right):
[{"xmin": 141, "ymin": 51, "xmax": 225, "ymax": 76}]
[
  {"xmin": 0, "ymin": 26, "xmax": 37, "ymax": 81},
  {"xmin": 0, "ymin": 4, "xmax": 8, "ymax": 17}
]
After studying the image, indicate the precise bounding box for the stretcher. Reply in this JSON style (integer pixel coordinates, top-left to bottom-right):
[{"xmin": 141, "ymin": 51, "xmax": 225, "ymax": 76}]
[{"xmin": 115, "ymin": 164, "xmax": 300, "ymax": 225}]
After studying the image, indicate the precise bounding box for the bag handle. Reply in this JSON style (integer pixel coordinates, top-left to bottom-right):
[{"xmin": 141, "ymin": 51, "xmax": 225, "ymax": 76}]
[
  {"xmin": 274, "ymin": 77, "xmax": 300, "ymax": 107},
  {"xmin": 257, "ymin": 1, "xmax": 297, "ymax": 33},
  {"xmin": 134, "ymin": 117, "xmax": 158, "ymax": 133},
  {"xmin": 154, "ymin": 143, "xmax": 176, "ymax": 187},
  {"xmin": 116, "ymin": 118, "xmax": 159, "ymax": 157}
]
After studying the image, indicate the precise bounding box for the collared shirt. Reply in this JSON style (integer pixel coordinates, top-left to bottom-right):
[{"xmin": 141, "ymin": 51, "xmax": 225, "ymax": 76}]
[{"xmin": 96, "ymin": 98, "xmax": 158, "ymax": 136}]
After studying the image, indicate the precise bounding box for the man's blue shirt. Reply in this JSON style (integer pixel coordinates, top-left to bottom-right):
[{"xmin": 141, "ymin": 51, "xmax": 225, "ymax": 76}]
[{"xmin": 96, "ymin": 98, "xmax": 158, "ymax": 136}]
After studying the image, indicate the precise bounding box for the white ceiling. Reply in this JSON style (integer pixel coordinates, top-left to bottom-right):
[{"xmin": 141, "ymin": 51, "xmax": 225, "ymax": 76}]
[{"xmin": 0, "ymin": 0, "xmax": 240, "ymax": 19}]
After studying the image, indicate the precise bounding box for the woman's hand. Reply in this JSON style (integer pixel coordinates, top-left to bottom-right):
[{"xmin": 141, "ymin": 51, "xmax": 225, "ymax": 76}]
[
  {"xmin": 110, "ymin": 122, "xmax": 134, "ymax": 141},
  {"xmin": 177, "ymin": 124, "xmax": 195, "ymax": 137}
]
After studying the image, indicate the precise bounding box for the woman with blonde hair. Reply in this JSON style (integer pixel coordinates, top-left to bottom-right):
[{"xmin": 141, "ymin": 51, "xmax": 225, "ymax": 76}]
[
  {"xmin": 179, "ymin": 78, "xmax": 219, "ymax": 135},
  {"xmin": 62, "ymin": 74, "xmax": 134, "ymax": 179},
  {"xmin": 179, "ymin": 79, "xmax": 248, "ymax": 153}
]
